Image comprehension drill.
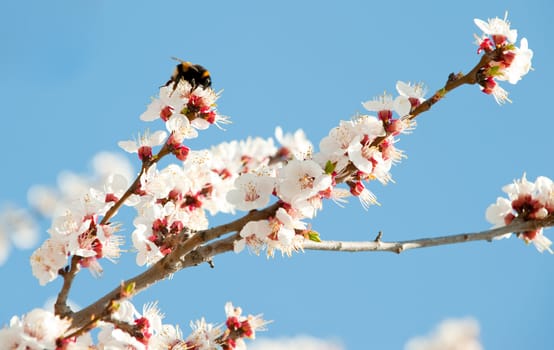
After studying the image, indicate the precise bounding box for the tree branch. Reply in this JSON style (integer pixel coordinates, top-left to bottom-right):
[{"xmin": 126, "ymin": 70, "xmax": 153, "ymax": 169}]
[
  {"xmin": 66, "ymin": 234, "xmax": 237, "ymax": 333},
  {"xmin": 302, "ymin": 215, "xmax": 554, "ymax": 253},
  {"xmin": 66, "ymin": 205, "xmax": 276, "ymax": 333},
  {"xmin": 67, "ymin": 213, "xmax": 554, "ymax": 335},
  {"xmin": 164, "ymin": 202, "xmax": 281, "ymax": 271}
]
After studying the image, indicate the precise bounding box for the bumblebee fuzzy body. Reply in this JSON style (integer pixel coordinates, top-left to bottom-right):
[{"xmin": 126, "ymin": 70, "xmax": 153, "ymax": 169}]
[{"xmin": 165, "ymin": 59, "xmax": 212, "ymax": 92}]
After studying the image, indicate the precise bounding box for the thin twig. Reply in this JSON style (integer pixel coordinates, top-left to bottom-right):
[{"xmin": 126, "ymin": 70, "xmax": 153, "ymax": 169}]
[
  {"xmin": 54, "ymin": 256, "xmax": 81, "ymax": 317},
  {"xmin": 335, "ymin": 47, "xmax": 501, "ymax": 184}
]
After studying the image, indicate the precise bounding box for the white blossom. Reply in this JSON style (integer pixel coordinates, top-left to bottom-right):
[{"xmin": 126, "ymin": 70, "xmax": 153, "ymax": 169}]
[
  {"xmin": 0, "ymin": 309, "xmax": 70, "ymax": 350},
  {"xmin": 227, "ymin": 173, "xmax": 275, "ymax": 211}
]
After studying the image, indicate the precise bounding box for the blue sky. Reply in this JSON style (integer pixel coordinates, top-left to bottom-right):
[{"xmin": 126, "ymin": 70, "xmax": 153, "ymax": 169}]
[{"xmin": 1, "ymin": 0, "xmax": 553, "ymax": 349}]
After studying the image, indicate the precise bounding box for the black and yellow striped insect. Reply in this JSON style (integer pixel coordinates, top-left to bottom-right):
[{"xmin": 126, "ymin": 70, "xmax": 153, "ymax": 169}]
[{"xmin": 165, "ymin": 57, "xmax": 212, "ymax": 92}]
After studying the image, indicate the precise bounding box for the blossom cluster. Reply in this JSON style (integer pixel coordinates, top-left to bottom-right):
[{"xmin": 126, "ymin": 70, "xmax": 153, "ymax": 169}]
[
  {"xmin": 178, "ymin": 302, "xmax": 266, "ymax": 350},
  {"xmin": 219, "ymin": 302, "xmax": 267, "ymax": 350},
  {"xmin": 30, "ymin": 81, "xmax": 232, "ymax": 282},
  {"xmin": 96, "ymin": 301, "xmax": 182, "ymax": 350},
  {"xmin": 473, "ymin": 12, "xmax": 533, "ymax": 104},
  {"xmin": 486, "ymin": 174, "xmax": 553, "ymax": 253},
  {"xmin": 129, "ymin": 136, "xmax": 280, "ymax": 265},
  {"xmin": 115, "ymin": 78, "xmax": 425, "ymax": 262},
  {"xmin": 30, "ymin": 185, "xmax": 126, "ymax": 285},
  {"xmin": 30, "ymin": 75, "xmax": 425, "ymax": 279},
  {"xmin": 0, "ymin": 301, "xmax": 265, "ymax": 350},
  {"xmin": 119, "ymin": 80, "xmax": 230, "ymax": 162},
  {"xmin": 26, "ymin": 152, "xmax": 134, "ymax": 284},
  {"xmin": 28, "ymin": 160, "xmax": 144, "ymax": 284},
  {"xmin": 232, "ymin": 81, "xmax": 423, "ymax": 255}
]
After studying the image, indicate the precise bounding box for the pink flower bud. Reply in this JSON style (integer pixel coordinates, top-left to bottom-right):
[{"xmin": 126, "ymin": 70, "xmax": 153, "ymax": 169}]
[{"xmin": 137, "ymin": 146, "xmax": 153, "ymax": 161}]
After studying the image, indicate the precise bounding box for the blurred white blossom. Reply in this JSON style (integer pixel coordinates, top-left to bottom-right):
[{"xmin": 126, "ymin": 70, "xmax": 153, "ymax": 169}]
[{"xmin": 405, "ymin": 318, "xmax": 482, "ymax": 350}]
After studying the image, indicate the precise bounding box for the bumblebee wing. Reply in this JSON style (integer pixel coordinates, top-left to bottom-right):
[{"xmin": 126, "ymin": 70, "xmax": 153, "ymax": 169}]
[{"xmin": 171, "ymin": 56, "xmax": 186, "ymax": 63}]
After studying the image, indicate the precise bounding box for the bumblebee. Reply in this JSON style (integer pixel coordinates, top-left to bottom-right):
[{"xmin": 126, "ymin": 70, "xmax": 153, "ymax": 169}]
[{"xmin": 165, "ymin": 57, "xmax": 212, "ymax": 92}]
